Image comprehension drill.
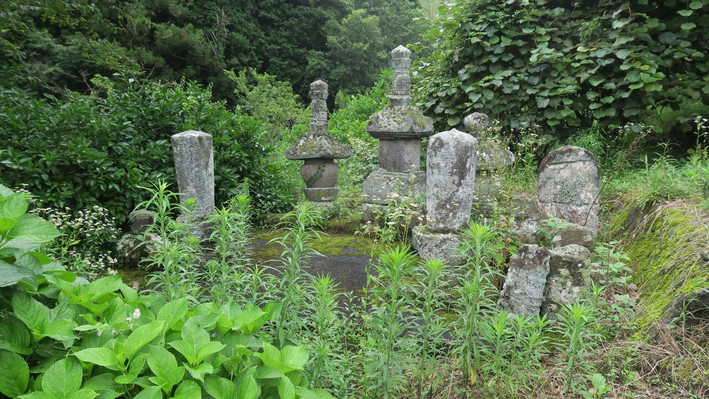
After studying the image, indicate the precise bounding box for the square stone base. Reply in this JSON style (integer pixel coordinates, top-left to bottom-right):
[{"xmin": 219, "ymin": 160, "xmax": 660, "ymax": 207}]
[
  {"xmin": 412, "ymin": 225, "xmax": 467, "ymax": 266},
  {"xmin": 362, "ymin": 169, "xmax": 425, "ymax": 221},
  {"xmin": 304, "ymin": 187, "xmax": 338, "ymax": 202}
]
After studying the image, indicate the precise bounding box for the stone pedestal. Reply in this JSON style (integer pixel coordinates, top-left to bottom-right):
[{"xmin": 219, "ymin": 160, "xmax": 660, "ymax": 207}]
[
  {"xmin": 542, "ymin": 244, "xmax": 593, "ymax": 316},
  {"xmin": 362, "ymin": 46, "xmax": 433, "ymax": 219}
]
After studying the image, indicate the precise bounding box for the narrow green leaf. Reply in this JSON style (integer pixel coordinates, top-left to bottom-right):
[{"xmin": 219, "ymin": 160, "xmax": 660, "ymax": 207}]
[
  {"xmin": 0, "ymin": 350, "xmax": 29, "ymax": 397},
  {"xmin": 681, "ymin": 22, "xmax": 697, "ymax": 30}
]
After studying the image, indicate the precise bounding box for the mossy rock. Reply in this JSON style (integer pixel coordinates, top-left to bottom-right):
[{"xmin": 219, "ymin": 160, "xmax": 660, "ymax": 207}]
[
  {"xmin": 250, "ymin": 229, "xmax": 383, "ymax": 264},
  {"xmin": 610, "ymin": 199, "xmax": 708, "ymax": 334}
]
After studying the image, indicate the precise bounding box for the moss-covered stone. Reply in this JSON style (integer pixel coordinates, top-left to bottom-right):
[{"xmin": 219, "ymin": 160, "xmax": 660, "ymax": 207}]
[
  {"xmin": 250, "ymin": 229, "xmax": 383, "ymax": 264},
  {"xmin": 610, "ymin": 199, "xmax": 708, "ymax": 333}
]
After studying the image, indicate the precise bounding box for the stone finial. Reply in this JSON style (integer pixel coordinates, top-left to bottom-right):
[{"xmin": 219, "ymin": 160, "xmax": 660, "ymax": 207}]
[
  {"xmin": 389, "ymin": 45, "xmax": 412, "ymax": 107},
  {"xmin": 285, "ymin": 80, "xmax": 352, "ymax": 160},
  {"xmin": 309, "ymin": 80, "xmax": 328, "ymax": 134},
  {"xmin": 464, "ymin": 112, "xmax": 489, "ymax": 137}
]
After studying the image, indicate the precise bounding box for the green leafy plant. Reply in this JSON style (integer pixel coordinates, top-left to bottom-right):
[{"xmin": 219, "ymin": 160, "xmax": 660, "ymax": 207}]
[
  {"xmin": 270, "ymin": 203, "xmax": 324, "ymax": 347},
  {"xmin": 361, "ymin": 246, "xmax": 417, "ymax": 398},
  {"xmin": 582, "ymin": 373, "xmax": 612, "ymax": 399},
  {"xmin": 0, "ymin": 184, "xmax": 62, "ymax": 289},
  {"xmin": 32, "ymin": 203, "xmax": 120, "ymax": 278},
  {"xmin": 557, "ymin": 302, "xmax": 601, "ymax": 393},
  {"xmin": 417, "ymin": 0, "xmax": 707, "ymax": 141},
  {"xmin": 136, "ymin": 181, "xmax": 202, "ymax": 302}
]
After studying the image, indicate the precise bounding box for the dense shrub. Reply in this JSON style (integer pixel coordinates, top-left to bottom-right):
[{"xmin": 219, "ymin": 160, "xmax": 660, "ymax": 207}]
[
  {"xmin": 0, "ymin": 80, "xmax": 293, "ymax": 223},
  {"xmin": 417, "ymin": 0, "xmax": 708, "ymax": 141}
]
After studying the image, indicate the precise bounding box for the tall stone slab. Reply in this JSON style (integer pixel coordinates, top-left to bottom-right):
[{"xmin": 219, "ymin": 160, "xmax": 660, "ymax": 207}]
[
  {"xmin": 498, "ymin": 245, "xmax": 551, "ymax": 315},
  {"xmin": 285, "ymin": 80, "xmax": 351, "ymax": 202},
  {"xmin": 537, "ymin": 146, "xmax": 600, "ymax": 233},
  {"xmin": 362, "ymin": 46, "xmax": 433, "ymax": 219},
  {"xmin": 412, "ymin": 129, "xmax": 477, "ymax": 265},
  {"xmin": 425, "ymin": 129, "xmax": 478, "ymax": 232},
  {"xmin": 171, "ymin": 130, "xmax": 215, "ymax": 217}
]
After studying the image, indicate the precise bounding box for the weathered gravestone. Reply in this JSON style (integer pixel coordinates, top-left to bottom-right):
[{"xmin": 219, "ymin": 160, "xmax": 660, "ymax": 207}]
[
  {"xmin": 171, "ymin": 130, "xmax": 215, "ymax": 238},
  {"xmin": 412, "ymin": 128, "xmax": 477, "ymax": 265},
  {"xmin": 464, "ymin": 113, "xmax": 515, "ymax": 215},
  {"xmin": 537, "ymin": 146, "xmax": 600, "ymax": 233},
  {"xmin": 498, "ymin": 244, "xmax": 551, "ymax": 315},
  {"xmin": 362, "ymin": 45, "xmax": 433, "ymax": 219},
  {"xmin": 542, "ymin": 244, "xmax": 593, "ymax": 316},
  {"xmin": 286, "ymin": 80, "xmax": 351, "ymax": 202}
]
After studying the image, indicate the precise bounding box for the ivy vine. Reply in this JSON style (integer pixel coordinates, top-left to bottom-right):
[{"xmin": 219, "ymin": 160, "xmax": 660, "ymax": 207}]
[{"xmin": 416, "ymin": 0, "xmax": 708, "ymax": 138}]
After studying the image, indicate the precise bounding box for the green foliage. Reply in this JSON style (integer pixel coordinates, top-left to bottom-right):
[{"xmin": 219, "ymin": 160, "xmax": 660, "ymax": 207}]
[
  {"xmin": 0, "ymin": 80, "xmax": 293, "ymax": 223},
  {"xmin": 418, "ymin": 0, "xmax": 708, "ymax": 141},
  {"xmin": 0, "ymin": 185, "xmax": 333, "ymax": 398},
  {"xmin": 226, "ymin": 68, "xmax": 308, "ymax": 139},
  {"xmin": 557, "ymin": 302, "xmax": 601, "ymax": 393},
  {"xmin": 0, "ymin": 184, "xmax": 63, "ymax": 289},
  {"xmin": 328, "ymin": 70, "xmax": 391, "ymax": 187},
  {"xmin": 32, "ymin": 204, "xmax": 121, "ymax": 278}
]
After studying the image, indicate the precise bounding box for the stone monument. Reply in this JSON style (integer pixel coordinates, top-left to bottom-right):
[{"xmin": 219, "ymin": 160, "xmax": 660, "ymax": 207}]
[
  {"xmin": 286, "ymin": 80, "xmax": 352, "ymax": 202},
  {"xmin": 361, "ymin": 45, "xmax": 434, "ymax": 219},
  {"xmin": 412, "ymin": 128, "xmax": 477, "ymax": 266},
  {"xmin": 498, "ymin": 244, "xmax": 551, "ymax": 315},
  {"xmin": 464, "ymin": 113, "xmax": 515, "ymax": 214},
  {"xmin": 171, "ymin": 130, "xmax": 215, "ymax": 220},
  {"xmin": 537, "ymin": 146, "xmax": 600, "ymax": 233}
]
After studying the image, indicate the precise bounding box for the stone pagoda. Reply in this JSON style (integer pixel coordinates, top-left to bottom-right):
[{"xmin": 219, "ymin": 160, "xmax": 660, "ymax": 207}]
[
  {"xmin": 286, "ymin": 80, "xmax": 351, "ymax": 202},
  {"xmin": 362, "ymin": 45, "xmax": 434, "ymax": 219}
]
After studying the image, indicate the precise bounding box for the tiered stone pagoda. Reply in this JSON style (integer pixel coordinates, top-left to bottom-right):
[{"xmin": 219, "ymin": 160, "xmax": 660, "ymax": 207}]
[
  {"xmin": 286, "ymin": 80, "xmax": 351, "ymax": 202},
  {"xmin": 361, "ymin": 45, "xmax": 434, "ymax": 219}
]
